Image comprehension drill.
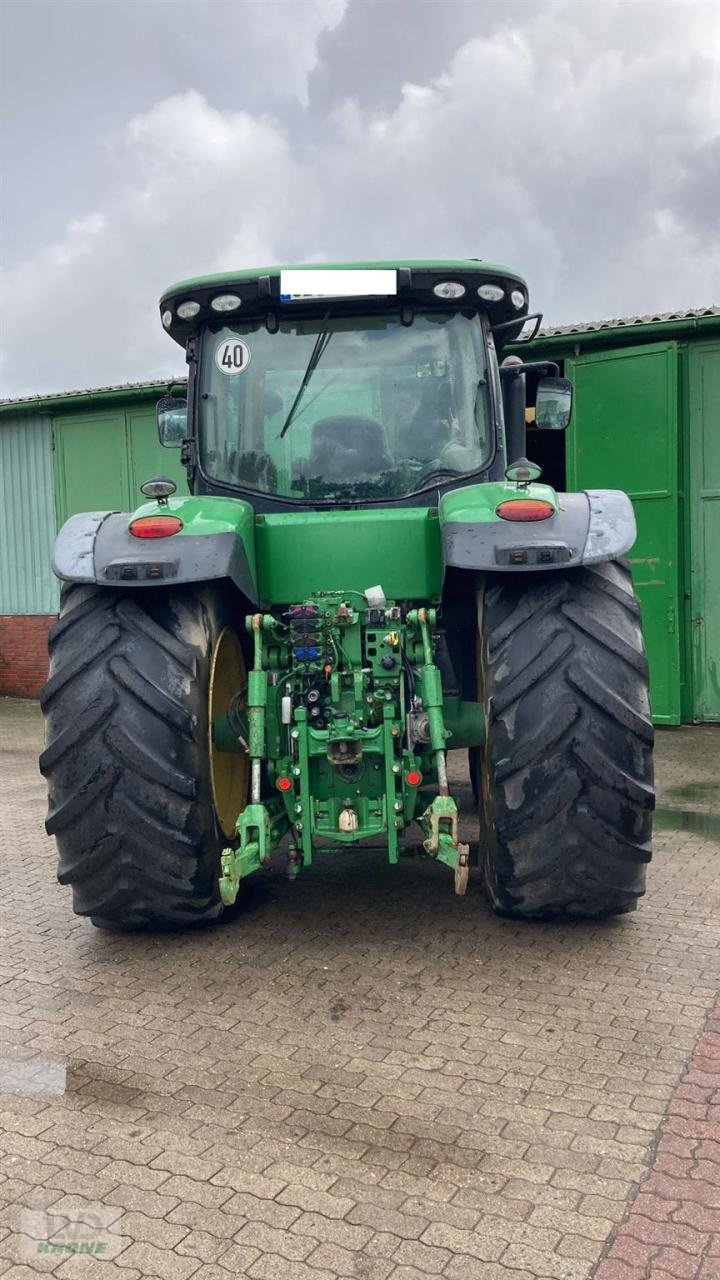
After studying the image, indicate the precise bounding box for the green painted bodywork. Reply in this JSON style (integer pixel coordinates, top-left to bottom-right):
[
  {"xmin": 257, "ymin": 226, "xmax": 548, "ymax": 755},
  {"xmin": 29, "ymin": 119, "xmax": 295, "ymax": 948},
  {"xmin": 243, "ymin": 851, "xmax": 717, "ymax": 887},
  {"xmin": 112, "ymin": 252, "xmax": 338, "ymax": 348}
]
[
  {"xmin": 131, "ymin": 492, "xmax": 254, "ymax": 539},
  {"xmin": 129, "ymin": 482, "xmax": 553, "ymax": 612},
  {"xmin": 442, "ymin": 698, "xmax": 485, "ymax": 750},
  {"xmin": 439, "ymin": 480, "xmax": 559, "ymax": 525},
  {"xmin": 162, "ymin": 258, "xmax": 526, "ymax": 304},
  {"xmin": 130, "ymin": 493, "xmax": 258, "ymax": 593},
  {"xmin": 255, "ymin": 508, "xmax": 444, "ymax": 605}
]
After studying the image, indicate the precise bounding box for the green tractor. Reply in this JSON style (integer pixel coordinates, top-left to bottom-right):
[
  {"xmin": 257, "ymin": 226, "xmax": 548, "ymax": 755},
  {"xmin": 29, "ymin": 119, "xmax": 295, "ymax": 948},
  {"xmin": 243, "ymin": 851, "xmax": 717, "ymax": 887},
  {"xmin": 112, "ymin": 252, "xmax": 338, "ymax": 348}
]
[{"xmin": 41, "ymin": 261, "xmax": 654, "ymax": 929}]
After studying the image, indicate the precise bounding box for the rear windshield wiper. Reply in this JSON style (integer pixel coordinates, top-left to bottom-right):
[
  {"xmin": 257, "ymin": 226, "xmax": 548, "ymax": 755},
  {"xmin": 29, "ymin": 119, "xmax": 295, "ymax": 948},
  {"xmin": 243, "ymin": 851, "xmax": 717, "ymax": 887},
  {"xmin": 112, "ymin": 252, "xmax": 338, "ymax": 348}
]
[{"xmin": 279, "ymin": 319, "xmax": 333, "ymax": 439}]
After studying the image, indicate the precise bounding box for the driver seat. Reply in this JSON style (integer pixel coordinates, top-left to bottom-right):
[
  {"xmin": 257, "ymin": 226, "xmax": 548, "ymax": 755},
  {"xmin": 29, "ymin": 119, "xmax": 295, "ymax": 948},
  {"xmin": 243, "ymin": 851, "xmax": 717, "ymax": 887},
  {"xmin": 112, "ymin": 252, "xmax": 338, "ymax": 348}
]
[
  {"xmin": 308, "ymin": 415, "xmax": 393, "ymax": 482},
  {"xmin": 400, "ymin": 378, "xmax": 453, "ymax": 462}
]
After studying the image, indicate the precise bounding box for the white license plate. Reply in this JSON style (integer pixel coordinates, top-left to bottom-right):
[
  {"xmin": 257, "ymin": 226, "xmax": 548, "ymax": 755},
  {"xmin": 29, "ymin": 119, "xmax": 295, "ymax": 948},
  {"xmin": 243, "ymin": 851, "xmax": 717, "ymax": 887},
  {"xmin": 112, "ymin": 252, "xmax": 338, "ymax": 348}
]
[{"xmin": 280, "ymin": 268, "xmax": 397, "ymax": 301}]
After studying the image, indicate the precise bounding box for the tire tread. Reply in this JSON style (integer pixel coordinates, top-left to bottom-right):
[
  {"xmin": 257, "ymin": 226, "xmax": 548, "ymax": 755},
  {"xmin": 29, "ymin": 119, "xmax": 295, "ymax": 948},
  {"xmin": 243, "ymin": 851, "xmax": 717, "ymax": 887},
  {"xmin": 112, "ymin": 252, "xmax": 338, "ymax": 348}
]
[
  {"xmin": 42, "ymin": 585, "xmax": 237, "ymax": 929},
  {"xmin": 478, "ymin": 560, "xmax": 654, "ymax": 919}
]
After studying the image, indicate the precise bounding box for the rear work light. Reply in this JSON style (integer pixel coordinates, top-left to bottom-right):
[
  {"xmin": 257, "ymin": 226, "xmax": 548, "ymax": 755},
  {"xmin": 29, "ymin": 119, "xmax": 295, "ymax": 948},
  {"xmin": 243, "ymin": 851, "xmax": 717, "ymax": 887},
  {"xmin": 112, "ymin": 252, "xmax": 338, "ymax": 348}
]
[
  {"xmin": 129, "ymin": 515, "xmax": 183, "ymax": 538},
  {"xmin": 496, "ymin": 499, "xmax": 554, "ymax": 522}
]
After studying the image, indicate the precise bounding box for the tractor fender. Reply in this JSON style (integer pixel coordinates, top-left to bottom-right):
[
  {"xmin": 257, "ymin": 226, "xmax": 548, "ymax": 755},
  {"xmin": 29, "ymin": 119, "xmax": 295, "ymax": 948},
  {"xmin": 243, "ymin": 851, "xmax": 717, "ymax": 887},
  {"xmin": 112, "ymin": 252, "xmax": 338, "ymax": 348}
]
[
  {"xmin": 52, "ymin": 501, "xmax": 259, "ymax": 603},
  {"xmin": 53, "ymin": 511, "xmax": 113, "ymax": 584},
  {"xmin": 441, "ymin": 488, "xmax": 636, "ymax": 573},
  {"xmin": 582, "ymin": 490, "xmax": 637, "ymax": 564}
]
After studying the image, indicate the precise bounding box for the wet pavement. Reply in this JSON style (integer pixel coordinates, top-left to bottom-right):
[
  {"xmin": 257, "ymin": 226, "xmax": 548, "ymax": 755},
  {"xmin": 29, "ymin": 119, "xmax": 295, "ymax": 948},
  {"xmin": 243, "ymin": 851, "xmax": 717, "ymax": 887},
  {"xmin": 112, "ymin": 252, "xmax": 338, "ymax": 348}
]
[{"xmin": 0, "ymin": 700, "xmax": 719, "ymax": 1280}]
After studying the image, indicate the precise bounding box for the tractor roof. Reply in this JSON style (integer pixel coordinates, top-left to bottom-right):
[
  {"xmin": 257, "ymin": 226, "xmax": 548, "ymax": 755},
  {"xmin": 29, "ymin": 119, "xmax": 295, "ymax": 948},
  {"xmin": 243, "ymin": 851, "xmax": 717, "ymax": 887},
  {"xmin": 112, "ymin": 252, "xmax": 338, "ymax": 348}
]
[{"xmin": 159, "ymin": 259, "xmax": 529, "ymax": 346}]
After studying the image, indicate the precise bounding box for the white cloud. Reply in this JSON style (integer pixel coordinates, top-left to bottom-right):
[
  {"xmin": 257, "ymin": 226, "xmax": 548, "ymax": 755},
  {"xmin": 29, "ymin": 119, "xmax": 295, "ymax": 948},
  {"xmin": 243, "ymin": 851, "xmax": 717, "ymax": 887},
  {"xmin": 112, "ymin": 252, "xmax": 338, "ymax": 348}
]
[
  {"xmin": 314, "ymin": 2, "xmax": 720, "ymax": 320},
  {"xmin": 232, "ymin": 0, "xmax": 348, "ymax": 106},
  {"xmin": 1, "ymin": 0, "xmax": 718, "ymax": 397},
  {"xmin": 0, "ymin": 93, "xmax": 301, "ymax": 393}
]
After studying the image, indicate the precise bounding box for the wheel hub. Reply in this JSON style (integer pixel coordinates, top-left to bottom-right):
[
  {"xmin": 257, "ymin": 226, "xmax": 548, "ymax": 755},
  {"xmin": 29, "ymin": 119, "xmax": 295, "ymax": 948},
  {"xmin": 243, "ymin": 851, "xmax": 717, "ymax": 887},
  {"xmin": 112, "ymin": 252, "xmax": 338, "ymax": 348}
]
[{"xmin": 209, "ymin": 627, "xmax": 249, "ymax": 839}]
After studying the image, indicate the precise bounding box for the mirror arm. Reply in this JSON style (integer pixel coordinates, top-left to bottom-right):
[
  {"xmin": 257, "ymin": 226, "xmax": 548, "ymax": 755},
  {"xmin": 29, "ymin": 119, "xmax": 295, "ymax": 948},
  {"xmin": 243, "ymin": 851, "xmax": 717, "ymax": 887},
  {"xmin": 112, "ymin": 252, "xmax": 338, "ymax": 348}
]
[
  {"xmin": 499, "ymin": 359, "xmax": 559, "ymax": 380},
  {"xmin": 491, "ymin": 312, "xmax": 543, "ymax": 341}
]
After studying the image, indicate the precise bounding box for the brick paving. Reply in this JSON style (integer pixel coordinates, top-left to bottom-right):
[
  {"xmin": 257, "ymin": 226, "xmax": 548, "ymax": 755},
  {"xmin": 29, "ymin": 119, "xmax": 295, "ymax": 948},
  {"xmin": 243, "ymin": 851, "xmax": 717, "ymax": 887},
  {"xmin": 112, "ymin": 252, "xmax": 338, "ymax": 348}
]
[
  {"xmin": 0, "ymin": 699, "xmax": 719, "ymax": 1280},
  {"xmin": 595, "ymin": 997, "xmax": 720, "ymax": 1280}
]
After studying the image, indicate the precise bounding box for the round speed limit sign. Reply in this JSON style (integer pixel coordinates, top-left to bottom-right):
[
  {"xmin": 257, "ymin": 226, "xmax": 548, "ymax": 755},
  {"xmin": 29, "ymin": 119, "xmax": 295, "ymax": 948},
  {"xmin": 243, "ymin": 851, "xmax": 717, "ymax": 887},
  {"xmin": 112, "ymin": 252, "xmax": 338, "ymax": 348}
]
[{"xmin": 215, "ymin": 338, "xmax": 251, "ymax": 374}]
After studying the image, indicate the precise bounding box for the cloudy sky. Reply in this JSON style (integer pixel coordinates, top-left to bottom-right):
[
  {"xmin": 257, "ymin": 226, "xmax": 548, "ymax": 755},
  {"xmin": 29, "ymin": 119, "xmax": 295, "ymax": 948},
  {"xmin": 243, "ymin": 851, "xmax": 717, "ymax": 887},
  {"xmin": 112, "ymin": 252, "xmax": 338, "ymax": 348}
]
[{"xmin": 1, "ymin": 0, "xmax": 719, "ymax": 398}]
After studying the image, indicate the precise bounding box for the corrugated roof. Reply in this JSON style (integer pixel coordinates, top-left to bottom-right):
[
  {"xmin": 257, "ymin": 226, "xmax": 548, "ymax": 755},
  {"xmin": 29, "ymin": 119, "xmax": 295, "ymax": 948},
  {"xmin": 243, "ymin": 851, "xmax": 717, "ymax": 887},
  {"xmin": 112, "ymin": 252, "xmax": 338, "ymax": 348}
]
[
  {"xmin": 0, "ymin": 376, "xmax": 186, "ymax": 409},
  {"xmin": 538, "ymin": 305, "xmax": 720, "ymax": 338}
]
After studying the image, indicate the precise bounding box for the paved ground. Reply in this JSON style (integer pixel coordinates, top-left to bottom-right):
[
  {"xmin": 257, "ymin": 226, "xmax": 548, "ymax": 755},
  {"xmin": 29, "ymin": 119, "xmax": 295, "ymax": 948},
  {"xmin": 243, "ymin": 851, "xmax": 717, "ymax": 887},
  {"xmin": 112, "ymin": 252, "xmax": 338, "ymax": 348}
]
[{"xmin": 0, "ymin": 698, "xmax": 719, "ymax": 1280}]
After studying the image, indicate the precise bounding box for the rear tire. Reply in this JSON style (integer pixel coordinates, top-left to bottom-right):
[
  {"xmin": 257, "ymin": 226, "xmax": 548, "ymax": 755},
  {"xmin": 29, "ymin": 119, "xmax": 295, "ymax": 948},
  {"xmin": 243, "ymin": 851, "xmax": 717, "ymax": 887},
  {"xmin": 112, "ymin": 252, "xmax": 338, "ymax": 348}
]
[
  {"xmin": 40, "ymin": 585, "xmax": 248, "ymax": 930},
  {"xmin": 476, "ymin": 560, "xmax": 654, "ymax": 919}
]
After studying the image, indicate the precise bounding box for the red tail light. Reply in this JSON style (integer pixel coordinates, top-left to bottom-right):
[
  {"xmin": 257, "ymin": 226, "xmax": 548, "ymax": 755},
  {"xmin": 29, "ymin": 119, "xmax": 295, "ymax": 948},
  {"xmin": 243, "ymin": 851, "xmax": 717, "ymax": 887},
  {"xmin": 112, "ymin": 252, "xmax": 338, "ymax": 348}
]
[
  {"xmin": 496, "ymin": 499, "xmax": 554, "ymax": 522},
  {"xmin": 129, "ymin": 515, "xmax": 183, "ymax": 538},
  {"xmin": 276, "ymin": 776, "xmax": 293, "ymax": 792},
  {"xmin": 405, "ymin": 770, "xmax": 422, "ymax": 786}
]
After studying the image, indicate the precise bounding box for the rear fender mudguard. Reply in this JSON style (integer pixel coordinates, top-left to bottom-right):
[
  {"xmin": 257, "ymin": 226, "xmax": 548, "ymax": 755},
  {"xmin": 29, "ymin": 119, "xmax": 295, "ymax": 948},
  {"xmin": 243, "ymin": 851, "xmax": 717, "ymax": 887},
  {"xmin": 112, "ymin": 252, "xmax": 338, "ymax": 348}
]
[
  {"xmin": 440, "ymin": 484, "xmax": 636, "ymax": 572},
  {"xmin": 52, "ymin": 496, "xmax": 259, "ymax": 603}
]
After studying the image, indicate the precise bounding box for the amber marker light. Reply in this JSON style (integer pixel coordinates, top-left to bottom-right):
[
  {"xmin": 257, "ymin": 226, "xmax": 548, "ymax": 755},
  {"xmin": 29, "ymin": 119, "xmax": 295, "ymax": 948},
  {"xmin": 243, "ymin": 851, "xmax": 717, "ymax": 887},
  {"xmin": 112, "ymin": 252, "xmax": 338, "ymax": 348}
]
[
  {"xmin": 129, "ymin": 515, "xmax": 183, "ymax": 538},
  {"xmin": 496, "ymin": 499, "xmax": 554, "ymax": 522}
]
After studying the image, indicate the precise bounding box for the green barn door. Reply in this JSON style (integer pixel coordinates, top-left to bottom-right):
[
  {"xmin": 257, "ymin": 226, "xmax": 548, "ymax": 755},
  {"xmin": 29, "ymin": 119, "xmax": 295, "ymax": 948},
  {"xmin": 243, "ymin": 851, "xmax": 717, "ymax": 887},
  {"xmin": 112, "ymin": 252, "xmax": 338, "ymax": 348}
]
[
  {"xmin": 688, "ymin": 342, "xmax": 720, "ymax": 721},
  {"xmin": 566, "ymin": 343, "xmax": 680, "ymax": 724},
  {"xmin": 54, "ymin": 410, "xmax": 132, "ymax": 523},
  {"xmin": 54, "ymin": 405, "xmax": 190, "ymax": 528},
  {"xmin": 126, "ymin": 407, "xmax": 189, "ymax": 500}
]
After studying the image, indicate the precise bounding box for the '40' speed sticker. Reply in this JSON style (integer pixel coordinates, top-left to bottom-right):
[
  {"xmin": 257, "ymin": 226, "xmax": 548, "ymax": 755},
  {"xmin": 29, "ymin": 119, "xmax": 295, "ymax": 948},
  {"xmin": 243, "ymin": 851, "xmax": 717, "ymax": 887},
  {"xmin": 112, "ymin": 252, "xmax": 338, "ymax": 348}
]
[{"xmin": 215, "ymin": 338, "xmax": 251, "ymax": 374}]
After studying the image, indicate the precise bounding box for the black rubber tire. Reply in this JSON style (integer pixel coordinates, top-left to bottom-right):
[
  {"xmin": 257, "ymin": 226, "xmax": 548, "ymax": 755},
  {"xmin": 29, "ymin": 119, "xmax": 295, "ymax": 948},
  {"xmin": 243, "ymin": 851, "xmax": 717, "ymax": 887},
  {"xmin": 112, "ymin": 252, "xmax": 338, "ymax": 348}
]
[
  {"xmin": 476, "ymin": 559, "xmax": 654, "ymax": 919},
  {"xmin": 40, "ymin": 584, "xmax": 244, "ymax": 930}
]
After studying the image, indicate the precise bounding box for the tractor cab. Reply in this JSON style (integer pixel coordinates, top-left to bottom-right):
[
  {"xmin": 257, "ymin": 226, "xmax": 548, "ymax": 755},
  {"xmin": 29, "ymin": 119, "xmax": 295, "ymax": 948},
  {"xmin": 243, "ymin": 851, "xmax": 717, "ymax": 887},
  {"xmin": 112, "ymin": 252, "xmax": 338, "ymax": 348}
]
[{"xmin": 157, "ymin": 262, "xmax": 537, "ymax": 508}]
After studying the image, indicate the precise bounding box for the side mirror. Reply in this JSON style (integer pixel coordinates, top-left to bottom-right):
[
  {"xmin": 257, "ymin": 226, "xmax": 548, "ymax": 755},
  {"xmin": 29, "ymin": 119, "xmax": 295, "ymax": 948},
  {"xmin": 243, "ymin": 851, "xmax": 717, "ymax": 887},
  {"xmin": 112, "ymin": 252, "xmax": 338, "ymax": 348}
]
[
  {"xmin": 535, "ymin": 377, "xmax": 572, "ymax": 430},
  {"xmin": 156, "ymin": 395, "xmax": 187, "ymax": 447}
]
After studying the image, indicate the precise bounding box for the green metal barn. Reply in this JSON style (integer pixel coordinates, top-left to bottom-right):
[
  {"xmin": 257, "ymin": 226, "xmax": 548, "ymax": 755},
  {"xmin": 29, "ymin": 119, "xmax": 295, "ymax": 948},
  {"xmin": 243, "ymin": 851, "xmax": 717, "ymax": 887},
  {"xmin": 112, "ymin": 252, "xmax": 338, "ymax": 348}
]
[
  {"xmin": 0, "ymin": 305, "xmax": 718, "ymax": 719},
  {"xmin": 516, "ymin": 307, "xmax": 720, "ymax": 724},
  {"xmin": 0, "ymin": 380, "xmax": 187, "ymax": 696}
]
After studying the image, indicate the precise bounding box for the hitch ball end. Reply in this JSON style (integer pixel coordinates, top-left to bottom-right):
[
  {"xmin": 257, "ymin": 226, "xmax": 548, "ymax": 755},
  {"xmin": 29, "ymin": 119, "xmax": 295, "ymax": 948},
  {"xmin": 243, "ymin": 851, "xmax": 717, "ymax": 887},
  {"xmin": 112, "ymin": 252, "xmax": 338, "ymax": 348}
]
[{"xmin": 339, "ymin": 807, "xmax": 359, "ymax": 833}]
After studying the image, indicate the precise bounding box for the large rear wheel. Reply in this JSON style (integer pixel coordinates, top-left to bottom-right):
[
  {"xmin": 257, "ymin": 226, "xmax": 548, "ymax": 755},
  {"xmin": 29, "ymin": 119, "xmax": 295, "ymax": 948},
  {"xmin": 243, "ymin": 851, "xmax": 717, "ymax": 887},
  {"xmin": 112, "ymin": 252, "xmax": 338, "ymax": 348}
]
[
  {"xmin": 40, "ymin": 585, "xmax": 249, "ymax": 930},
  {"xmin": 476, "ymin": 560, "xmax": 654, "ymax": 919}
]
